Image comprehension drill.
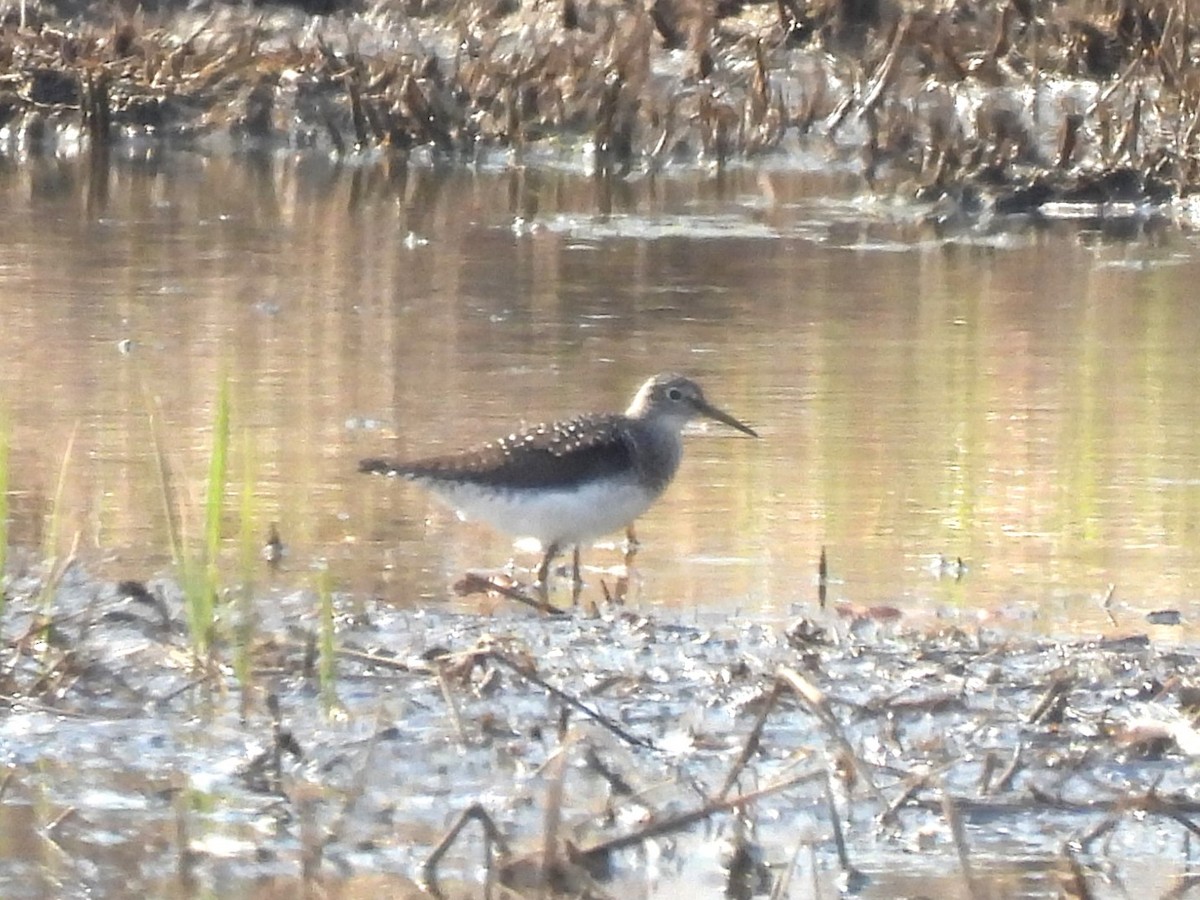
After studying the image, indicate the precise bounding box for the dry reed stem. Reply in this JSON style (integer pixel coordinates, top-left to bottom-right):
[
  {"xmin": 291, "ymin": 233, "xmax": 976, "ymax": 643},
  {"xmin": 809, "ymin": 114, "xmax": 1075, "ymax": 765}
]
[
  {"xmin": 485, "ymin": 649, "xmax": 657, "ymax": 751},
  {"xmin": 458, "ymin": 573, "xmax": 567, "ymax": 617},
  {"xmin": 938, "ymin": 778, "xmax": 980, "ymax": 899}
]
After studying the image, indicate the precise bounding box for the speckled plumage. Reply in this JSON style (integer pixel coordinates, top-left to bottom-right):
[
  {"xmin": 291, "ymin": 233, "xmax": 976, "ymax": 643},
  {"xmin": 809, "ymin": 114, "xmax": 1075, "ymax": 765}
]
[
  {"xmin": 373, "ymin": 414, "xmax": 645, "ymax": 491},
  {"xmin": 360, "ymin": 373, "xmax": 757, "ymax": 584}
]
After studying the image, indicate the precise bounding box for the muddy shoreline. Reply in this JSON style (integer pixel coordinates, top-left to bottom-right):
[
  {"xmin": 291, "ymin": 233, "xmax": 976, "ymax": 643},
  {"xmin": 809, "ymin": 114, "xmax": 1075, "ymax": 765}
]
[
  {"xmin": 1, "ymin": 0, "xmax": 1195, "ymax": 216},
  {"xmin": 3, "ymin": 558, "xmax": 1200, "ymax": 896}
]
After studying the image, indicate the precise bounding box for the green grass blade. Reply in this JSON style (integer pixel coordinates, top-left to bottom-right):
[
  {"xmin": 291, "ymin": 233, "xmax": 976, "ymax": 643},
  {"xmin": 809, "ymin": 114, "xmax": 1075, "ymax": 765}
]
[
  {"xmin": 316, "ymin": 564, "xmax": 339, "ymax": 713},
  {"xmin": 205, "ymin": 377, "xmax": 230, "ymax": 572},
  {"xmin": 146, "ymin": 405, "xmax": 183, "ymax": 566},
  {"xmin": 185, "ymin": 377, "xmax": 231, "ymax": 657},
  {"xmin": 38, "ymin": 423, "xmax": 78, "ymax": 616},
  {"xmin": 234, "ymin": 426, "xmax": 258, "ymax": 712},
  {"xmin": 0, "ymin": 411, "xmax": 8, "ymax": 620}
]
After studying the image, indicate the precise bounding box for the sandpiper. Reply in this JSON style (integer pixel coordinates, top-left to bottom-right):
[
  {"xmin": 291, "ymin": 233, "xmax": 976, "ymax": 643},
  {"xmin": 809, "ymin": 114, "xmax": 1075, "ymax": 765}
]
[{"xmin": 360, "ymin": 373, "xmax": 758, "ymax": 588}]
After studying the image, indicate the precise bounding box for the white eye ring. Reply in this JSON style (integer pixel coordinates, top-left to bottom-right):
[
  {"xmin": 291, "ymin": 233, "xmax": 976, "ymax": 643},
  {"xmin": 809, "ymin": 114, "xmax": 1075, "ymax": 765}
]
[{"xmin": 667, "ymin": 387, "xmax": 683, "ymax": 401}]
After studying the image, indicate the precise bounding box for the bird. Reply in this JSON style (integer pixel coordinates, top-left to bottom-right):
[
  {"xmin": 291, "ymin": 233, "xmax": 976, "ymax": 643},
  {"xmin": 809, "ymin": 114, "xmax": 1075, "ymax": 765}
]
[{"xmin": 359, "ymin": 372, "xmax": 758, "ymax": 590}]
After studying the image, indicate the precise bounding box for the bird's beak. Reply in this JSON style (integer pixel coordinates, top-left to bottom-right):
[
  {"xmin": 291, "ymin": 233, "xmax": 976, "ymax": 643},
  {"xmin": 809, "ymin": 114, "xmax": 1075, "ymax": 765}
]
[{"xmin": 695, "ymin": 398, "xmax": 759, "ymax": 438}]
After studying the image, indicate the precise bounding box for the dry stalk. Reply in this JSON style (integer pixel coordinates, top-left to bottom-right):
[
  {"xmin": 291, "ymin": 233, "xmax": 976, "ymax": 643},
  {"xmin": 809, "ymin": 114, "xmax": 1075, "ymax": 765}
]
[
  {"xmin": 823, "ymin": 774, "xmax": 861, "ymax": 884},
  {"xmin": 818, "ymin": 545, "xmax": 827, "ymax": 609},
  {"xmin": 421, "ymin": 802, "xmax": 513, "ymax": 898},
  {"xmin": 856, "ymin": 14, "xmax": 912, "ymax": 120},
  {"xmin": 778, "ymin": 665, "xmax": 883, "ymax": 801},
  {"xmin": 993, "ymin": 741, "xmax": 1023, "ymax": 793},
  {"xmin": 577, "ymin": 767, "xmax": 825, "ymax": 862},
  {"xmin": 718, "ymin": 679, "xmax": 783, "ymax": 800},
  {"xmin": 1085, "ymin": 54, "xmax": 1144, "ymax": 118},
  {"xmin": 540, "ymin": 741, "xmax": 570, "ymax": 892},
  {"xmin": 878, "ymin": 771, "xmax": 931, "ymax": 827},
  {"xmin": 1027, "ymin": 673, "xmax": 1072, "ymax": 725},
  {"xmin": 435, "ymin": 663, "xmax": 469, "ymax": 745},
  {"xmin": 486, "ymin": 650, "xmax": 656, "ymax": 751},
  {"xmin": 1059, "ymin": 842, "xmax": 1095, "ymax": 899},
  {"xmin": 938, "ymin": 779, "xmax": 980, "ymax": 899},
  {"xmin": 458, "ymin": 573, "xmax": 567, "ymax": 617}
]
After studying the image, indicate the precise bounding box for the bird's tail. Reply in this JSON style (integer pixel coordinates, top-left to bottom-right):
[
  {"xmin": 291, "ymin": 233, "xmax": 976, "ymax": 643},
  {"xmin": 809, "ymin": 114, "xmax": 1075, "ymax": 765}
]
[{"xmin": 359, "ymin": 457, "xmax": 405, "ymax": 476}]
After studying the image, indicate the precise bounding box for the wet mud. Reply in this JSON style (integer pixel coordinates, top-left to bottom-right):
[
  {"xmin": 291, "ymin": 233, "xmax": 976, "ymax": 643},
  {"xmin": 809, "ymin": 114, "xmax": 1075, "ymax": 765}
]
[{"xmin": 2, "ymin": 556, "xmax": 1199, "ymax": 896}]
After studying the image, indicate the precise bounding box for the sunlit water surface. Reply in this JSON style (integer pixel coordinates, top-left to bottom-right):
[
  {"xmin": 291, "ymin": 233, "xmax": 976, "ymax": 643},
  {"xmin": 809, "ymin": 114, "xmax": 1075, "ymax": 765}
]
[{"xmin": 2, "ymin": 153, "xmax": 1199, "ymax": 636}]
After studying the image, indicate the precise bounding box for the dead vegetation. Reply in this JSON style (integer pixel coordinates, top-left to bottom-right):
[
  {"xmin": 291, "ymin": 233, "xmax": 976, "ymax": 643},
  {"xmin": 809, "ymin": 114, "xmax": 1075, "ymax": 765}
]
[
  {"xmin": 0, "ymin": 0, "xmax": 1198, "ymax": 209},
  {"xmin": 4, "ymin": 559, "xmax": 1200, "ymax": 894}
]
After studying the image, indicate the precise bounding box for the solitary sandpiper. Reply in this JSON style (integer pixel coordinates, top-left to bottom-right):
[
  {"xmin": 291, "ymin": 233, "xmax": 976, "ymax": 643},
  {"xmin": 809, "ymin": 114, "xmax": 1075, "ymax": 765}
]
[{"xmin": 360, "ymin": 372, "xmax": 758, "ymax": 588}]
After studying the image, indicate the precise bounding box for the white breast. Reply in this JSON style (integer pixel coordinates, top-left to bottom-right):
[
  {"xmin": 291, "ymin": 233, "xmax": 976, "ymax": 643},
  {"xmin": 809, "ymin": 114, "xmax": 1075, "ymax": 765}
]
[{"xmin": 419, "ymin": 476, "xmax": 660, "ymax": 546}]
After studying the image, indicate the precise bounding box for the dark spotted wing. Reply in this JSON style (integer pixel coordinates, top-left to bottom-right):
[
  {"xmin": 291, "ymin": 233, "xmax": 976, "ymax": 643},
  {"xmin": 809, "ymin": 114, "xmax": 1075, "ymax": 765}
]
[{"xmin": 359, "ymin": 414, "xmax": 637, "ymax": 490}]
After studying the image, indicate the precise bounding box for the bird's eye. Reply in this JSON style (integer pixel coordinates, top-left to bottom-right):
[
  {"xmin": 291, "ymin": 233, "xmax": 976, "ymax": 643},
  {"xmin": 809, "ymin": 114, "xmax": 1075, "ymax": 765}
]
[{"xmin": 667, "ymin": 387, "xmax": 683, "ymax": 401}]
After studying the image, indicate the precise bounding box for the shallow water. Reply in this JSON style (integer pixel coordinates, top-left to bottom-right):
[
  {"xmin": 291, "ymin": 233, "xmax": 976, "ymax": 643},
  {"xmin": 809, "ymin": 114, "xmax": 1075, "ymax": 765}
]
[
  {"xmin": 1, "ymin": 588, "xmax": 1196, "ymax": 899},
  {"xmin": 2, "ymin": 152, "xmax": 1200, "ymax": 633}
]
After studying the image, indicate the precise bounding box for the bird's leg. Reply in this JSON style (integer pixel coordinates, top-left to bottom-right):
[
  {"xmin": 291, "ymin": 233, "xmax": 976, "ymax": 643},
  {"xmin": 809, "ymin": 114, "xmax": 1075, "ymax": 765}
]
[
  {"xmin": 624, "ymin": 524, "xmax": 639, "ymax": 572},
  {"xmin": 571, "ymin": 546, "xmax": 583, "ymax": 604},
  {"xmin": 537, "ymin": 541, "xmax": 561, "ymax": 589}
]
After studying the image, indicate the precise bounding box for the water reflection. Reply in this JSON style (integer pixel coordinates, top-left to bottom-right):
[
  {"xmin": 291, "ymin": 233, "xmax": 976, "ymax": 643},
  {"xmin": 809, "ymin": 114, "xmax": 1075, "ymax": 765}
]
[{"xmin": 1, "ymin": 151, "xmax": 1199, "ymax": 633}]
